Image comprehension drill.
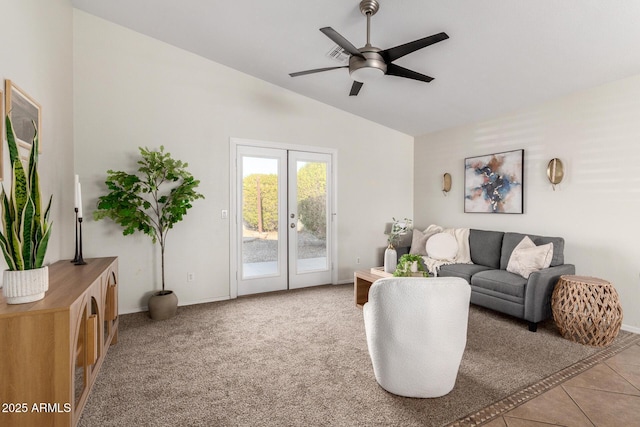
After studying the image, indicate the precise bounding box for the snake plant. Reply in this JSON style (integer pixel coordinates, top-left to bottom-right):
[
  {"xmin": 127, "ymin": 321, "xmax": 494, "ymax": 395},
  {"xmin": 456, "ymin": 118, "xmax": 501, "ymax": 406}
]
[{"xmin": 0, "ymin": 116, "xmax": 52, "ymax": 270}]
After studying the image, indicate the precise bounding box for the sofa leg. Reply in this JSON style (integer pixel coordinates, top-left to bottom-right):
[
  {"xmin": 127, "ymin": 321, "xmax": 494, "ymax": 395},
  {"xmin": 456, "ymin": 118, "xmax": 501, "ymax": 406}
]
[{"xmin": 528, "ymin": 322, "xmax": 538, "ymax": 332}]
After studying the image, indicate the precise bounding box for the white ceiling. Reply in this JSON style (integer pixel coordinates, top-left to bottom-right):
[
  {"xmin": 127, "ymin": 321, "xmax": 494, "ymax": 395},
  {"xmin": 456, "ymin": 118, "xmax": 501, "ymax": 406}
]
[{"xmin": 71, "ymin": 0, "xmax": 640, "ymax": 136}]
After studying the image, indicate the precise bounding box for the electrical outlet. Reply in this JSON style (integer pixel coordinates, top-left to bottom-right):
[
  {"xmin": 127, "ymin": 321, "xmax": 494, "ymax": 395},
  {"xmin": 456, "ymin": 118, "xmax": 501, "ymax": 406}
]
[
  {"xmin": 221, "ymin": 209, "xmax": 228, "ymax": 219},
  {"xmin": 187, "ymin": 273, "xmax": 195, "ymax": 282}
]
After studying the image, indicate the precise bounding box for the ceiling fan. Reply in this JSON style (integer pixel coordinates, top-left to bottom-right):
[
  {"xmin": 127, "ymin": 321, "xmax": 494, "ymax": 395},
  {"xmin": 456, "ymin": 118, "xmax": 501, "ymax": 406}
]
[{"xmin": 289, "ymin": 0, "xmax": 449, "ymax": 96}]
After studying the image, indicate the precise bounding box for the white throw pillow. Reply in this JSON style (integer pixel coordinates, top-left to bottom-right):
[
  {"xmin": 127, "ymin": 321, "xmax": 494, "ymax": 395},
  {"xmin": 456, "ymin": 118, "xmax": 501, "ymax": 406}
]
[
  {"xmin": 506, "ymin": 236, "xmax": 554, "ymax": 279},
  {"xmin": 426, "ymin": 233, "xmax": 459, "ymax": 261}
]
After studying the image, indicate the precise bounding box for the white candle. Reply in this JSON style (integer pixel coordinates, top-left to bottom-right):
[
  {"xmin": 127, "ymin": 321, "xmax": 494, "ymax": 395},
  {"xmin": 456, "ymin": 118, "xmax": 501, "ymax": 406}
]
[
  {"xmin": 74, "ymin": 175, "xmax": 79, "ymax": 209},
  {"xmin": 77, "ymin": 183, "xmax": 83, "ymax": 219}
]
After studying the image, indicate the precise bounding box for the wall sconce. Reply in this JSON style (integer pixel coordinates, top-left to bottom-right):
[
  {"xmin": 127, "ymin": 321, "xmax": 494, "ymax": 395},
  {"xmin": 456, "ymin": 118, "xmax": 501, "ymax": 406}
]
[
  {"xmin": 442, "ymin": 173, "xmax": 452, "ymax": 196},
  {"xmin": 546, "ymin": 158, "xmax": 564, "ymax": 191}
]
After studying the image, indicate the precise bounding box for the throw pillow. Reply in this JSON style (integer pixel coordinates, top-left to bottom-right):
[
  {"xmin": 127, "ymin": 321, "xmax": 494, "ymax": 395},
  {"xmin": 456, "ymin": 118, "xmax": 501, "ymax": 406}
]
[
  {"xmin": 506, "ymin": 236, "xmax": 554, "ymax": 279},
  {"xmin": 409, "ymin": 229, "xmax": 429, "ymax": 256},
  {"xmin": 426, "ymin": 233, "xmax": 458, "ymax": 261},
  {"xmin": 409, "ymin": 229, "xmax": 438, "ymax": 256}
]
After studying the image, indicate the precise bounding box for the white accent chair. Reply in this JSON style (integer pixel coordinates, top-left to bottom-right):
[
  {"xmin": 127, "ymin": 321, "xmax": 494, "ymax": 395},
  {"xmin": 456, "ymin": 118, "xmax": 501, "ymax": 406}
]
[{"xmin": 363, "ymin": 277, "xmax": 471, "ymax": 398}]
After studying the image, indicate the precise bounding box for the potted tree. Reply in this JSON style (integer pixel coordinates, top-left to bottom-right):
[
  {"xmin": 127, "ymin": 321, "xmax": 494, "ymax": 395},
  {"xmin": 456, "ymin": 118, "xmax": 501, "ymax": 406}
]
[
  {"xmin": 94, "ymin": 146, "xmax": 204, "ymax": 320},
  {"xmin": 0, "ymin": 116, "xmax": 53, "ymax": 304}
]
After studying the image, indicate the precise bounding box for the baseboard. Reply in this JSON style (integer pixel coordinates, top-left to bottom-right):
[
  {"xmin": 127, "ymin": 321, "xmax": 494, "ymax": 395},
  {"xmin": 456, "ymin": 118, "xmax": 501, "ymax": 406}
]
[
  {"xmin": 621, "ymin": 323, "xmax": 640, "ymax": 334},
  {"xmin": 119, "ymin": 295, "xmax": 231, "ymax": 315}
]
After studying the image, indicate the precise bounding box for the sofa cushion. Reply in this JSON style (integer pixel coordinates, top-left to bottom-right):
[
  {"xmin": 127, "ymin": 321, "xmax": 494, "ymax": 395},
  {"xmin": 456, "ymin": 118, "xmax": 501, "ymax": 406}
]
[
  {"xmin": 470, "ymin": 269, "xmax": 528, "ymax": 299},
  {"xmin": 438, "ymin": 263, "xmax": 493, "ymax": 283},
  {"xmin": 500, "ymin": 232, "xmax": 565, "ymax": 269},
  {"xmin": 469, "ymin": 229, "xmax": 504, "ymax": 269},
  {"xmin": 506, "ymin": 236, "xmax": 553, "ymax": 279}
]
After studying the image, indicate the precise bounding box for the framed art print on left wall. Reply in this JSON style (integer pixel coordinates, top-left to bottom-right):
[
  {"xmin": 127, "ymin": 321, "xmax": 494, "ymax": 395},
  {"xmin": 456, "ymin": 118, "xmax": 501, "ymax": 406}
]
[
  {"xmin": 5, "ymin": 79, "xmax": 41, "ymax": 154},
  {"xmin": 0, "ymin": 87, "xmax": 3, "ymax": 179}
]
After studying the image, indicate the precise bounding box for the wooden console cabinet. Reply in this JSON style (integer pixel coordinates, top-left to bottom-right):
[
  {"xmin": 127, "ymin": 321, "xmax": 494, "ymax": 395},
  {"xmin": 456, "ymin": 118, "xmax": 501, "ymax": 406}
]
[{"xmin": 0, "ymin": 257, "xmax": 119, "ymax": 427}]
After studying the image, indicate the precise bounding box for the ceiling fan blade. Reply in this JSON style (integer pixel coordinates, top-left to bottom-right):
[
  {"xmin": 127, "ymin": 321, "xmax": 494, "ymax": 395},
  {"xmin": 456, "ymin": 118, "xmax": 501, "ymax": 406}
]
[
  {"xmin": 386, "ymin": 63, "xmax": 434, "ymax": 83},
  {"xmin": 289, "ymin": 66, "xmax": 348, "ymax": 77},
  {"xmin": 320, "ymin": 27, "xmax": 365, "ymax": 58},
  {"xmin": 380, "ymin": 32, "xmax": 449, "ymax": 63},
  {"xmin": 349, "ymin": 81, "xmax": 364, "ymax": 96}
]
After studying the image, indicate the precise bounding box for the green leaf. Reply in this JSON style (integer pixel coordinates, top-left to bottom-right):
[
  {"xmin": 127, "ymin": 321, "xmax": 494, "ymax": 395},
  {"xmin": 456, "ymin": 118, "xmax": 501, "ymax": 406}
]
[
  {"xmin": 20, "ymin": 197, "xmax": 35, "ymax": 270},
  {"xmin": 34, "ymin": 223, "xmax": 52, "ymax": 269},
  {"xmin": 5, "ymin": 116, "xmax": 20, "ymax": 168},
  {"xmin": 0, "ymin": 232, "xmax": 17, "ymax": 270},
  {"xmin": 11, "ymin": 159, "xmax": 28, "ymax": 230}
]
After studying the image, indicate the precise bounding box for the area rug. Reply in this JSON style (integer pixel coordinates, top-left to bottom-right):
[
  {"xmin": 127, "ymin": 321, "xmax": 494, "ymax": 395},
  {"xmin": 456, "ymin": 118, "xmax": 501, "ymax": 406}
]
[{"xmin": 79, "ymin": 284, "xmax": 634, "ymax": 427}]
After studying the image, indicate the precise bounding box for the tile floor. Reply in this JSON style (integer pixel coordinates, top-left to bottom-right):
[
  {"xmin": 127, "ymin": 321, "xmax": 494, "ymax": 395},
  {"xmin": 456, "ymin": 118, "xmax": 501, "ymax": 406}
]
[{"xmin": 483, "ymin": 341, "xmax": 640, "ymax": 427}]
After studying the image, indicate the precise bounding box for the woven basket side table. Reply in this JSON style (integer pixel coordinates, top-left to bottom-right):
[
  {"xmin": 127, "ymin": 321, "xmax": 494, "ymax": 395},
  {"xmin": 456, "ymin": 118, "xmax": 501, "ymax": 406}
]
[{"xmin": 551, "ymin": 275, "xmax": 623, "ymax": 347}]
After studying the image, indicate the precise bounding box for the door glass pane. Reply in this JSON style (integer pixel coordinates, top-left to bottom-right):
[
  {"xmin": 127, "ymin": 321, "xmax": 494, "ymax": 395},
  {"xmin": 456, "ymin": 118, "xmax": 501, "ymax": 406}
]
[
  {"xmin": 296, "ymin": 160, "xmax": 328, "ymax": 272},
  {"xmin": 242, "ymin": 156, "xmax": 280, "ymax": 278}
]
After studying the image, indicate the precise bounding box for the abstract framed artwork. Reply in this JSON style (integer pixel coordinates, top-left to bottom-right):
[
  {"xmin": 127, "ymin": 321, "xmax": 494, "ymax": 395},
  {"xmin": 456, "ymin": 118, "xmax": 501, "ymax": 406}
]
[
  {"xmin": 4, "ymin": 79, "xmax": 41, "ymax": 153},
  {"xmin": 0, "ymin": 88, "xmax": 3, "ymax": 179},
  {"xmin": 464, "ymin": 149, "xmax": 524, "ymax": 214}
]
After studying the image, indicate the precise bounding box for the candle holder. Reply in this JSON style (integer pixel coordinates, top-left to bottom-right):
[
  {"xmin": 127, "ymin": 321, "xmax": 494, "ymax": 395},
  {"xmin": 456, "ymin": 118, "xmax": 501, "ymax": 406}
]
[
  {"xmin": 71, "ymin": 208, "xmax": 80, "ymax": 263},
  {"xmin": 75, "ymin": 217, "xmax": 86, "ymax": 266}
]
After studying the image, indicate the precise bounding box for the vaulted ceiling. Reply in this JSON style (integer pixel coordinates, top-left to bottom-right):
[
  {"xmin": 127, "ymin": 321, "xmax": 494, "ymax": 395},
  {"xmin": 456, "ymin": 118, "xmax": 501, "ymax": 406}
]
[{"xmin": 72, "ymin": 0, "xmax": 640, "ymax": 136}]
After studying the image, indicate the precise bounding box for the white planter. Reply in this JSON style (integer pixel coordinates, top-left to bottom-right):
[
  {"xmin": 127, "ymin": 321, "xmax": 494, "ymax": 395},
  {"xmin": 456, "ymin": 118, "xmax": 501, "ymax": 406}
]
[
  {"xmin": 3, "ymin": 266, "xmax": 49, "ymax": 304},
  {"xmin": 410, "ymin": 261, "xmax": 419, "ymax": 273},
  {"xmin": 384, "ymin": 246, "xmax": 397, "ymax": 273}
]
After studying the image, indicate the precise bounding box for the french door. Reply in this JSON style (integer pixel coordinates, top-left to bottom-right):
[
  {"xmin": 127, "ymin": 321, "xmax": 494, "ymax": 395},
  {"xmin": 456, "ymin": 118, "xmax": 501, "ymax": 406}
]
[{"xmin": 235, "ymin": 145, "xmax": 333, "ymax": 296}]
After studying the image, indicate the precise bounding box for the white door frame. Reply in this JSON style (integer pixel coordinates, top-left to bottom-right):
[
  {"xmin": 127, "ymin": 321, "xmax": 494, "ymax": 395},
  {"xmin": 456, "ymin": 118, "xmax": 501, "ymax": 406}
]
[{"xmin": 229, "ymin": 138, "xmax": 338, "ymax": 298}]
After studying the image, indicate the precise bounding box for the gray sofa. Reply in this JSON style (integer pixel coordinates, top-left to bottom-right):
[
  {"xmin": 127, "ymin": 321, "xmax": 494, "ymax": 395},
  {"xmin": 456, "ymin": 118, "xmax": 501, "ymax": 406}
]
[{"xmin": 398, "ymin": 229, "xmax": 575, "ymax": 332}]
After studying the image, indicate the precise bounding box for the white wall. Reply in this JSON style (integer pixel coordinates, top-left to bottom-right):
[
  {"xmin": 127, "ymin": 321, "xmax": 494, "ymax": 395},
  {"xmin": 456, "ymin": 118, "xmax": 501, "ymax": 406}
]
[
  {"xmin": 415, "ymin": 74, "xmax": 640, "ymax": 332},
  {"xmin": 73, "ymin": 10, "xmax": 414, "ymax": 313},
  {"xmin": 0, "ymin": 0, "xmax": 75, "ymax": 272}
]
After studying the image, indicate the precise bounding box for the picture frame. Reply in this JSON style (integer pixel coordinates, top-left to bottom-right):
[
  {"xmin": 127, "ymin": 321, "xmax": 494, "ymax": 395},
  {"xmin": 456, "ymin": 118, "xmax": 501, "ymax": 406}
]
[
  {"xmin": 4, "ymin": 79, "xmax": 41, "ymax": 153},
  {"xmin": 464, "ymin": 149, "xmax": 524, "ymax": 214},
  {"xmin": 0, "ymin": 88, "xmax": 3, "ymax": 180}
]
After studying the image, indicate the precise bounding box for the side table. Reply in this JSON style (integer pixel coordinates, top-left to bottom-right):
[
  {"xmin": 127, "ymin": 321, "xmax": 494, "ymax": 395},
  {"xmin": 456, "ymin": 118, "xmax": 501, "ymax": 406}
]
[
  {"xmin": 354, "ymin": 268, "xmax": 392, "ymax": 307},
  {"xmin": 551, "ymin": 275, "xmax": 623, "ymax": 347}
]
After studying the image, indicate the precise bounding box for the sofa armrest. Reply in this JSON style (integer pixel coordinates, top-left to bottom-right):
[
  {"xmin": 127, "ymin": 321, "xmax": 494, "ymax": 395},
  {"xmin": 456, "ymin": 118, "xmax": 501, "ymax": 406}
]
[{"xmin": 524, "ymin": 264, "xmax": 576, "ymax": 323}]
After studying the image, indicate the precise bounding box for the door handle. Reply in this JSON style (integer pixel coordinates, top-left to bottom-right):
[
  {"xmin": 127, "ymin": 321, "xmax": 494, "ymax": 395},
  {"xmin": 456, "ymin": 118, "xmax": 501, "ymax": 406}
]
[
  {"xmin": 290, "ymin": 223, "xmax": 296, "ymax": 229},
  {"xmin": 290, "ymin": 213, "xmax": 295, "ymax": 219}
]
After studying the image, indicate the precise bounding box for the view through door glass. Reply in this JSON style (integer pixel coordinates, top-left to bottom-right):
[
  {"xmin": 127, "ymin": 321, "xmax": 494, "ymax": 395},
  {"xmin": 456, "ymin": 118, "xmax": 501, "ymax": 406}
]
[
  {"xmin": 242, "ymin": 156, "xmax": 281, "ymax": 279},
  {"xmin": 293, "ymin": 158, "xmax": 328, "ymax": 273}
]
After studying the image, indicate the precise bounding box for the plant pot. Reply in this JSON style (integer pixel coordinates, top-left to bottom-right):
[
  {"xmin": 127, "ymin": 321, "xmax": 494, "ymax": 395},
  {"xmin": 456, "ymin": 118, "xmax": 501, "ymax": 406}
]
[
  {"xmin": 3, "ymin": 266, "xmax": 49, "ymax": 304},
  {"xmin": 410, "ymin": 261, "xmax": 418, "ymax": 273},
  {"xmin": 384, "ymin": 245, "xmax": 397, "ymax": 273},
  {"xmin": 148, "ymin": 290, "xmax": 178, "ymax": 320}
]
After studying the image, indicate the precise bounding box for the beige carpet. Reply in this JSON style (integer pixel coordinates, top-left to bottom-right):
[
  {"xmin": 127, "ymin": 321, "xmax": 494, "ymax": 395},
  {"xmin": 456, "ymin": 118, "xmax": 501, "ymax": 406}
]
[{"xmin": 79, "ymin": 284, "xmax": 632, "ymax": 427}]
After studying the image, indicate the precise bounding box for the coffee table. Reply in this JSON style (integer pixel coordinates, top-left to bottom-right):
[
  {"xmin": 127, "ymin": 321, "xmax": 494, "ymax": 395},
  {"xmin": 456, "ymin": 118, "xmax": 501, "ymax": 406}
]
[{"xmin": 354, "ymin": 268, "xmax": 392, "ymax": 307}]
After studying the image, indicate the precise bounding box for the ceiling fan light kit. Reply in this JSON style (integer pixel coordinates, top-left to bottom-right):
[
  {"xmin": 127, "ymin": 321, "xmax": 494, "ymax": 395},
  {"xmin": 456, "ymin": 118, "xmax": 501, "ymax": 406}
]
[
  {"xmin": 350, "ymin": 49, "xmax": 386, "ymax": 83},
  {"xmin": 290, "ymin": 0, "xmax": 449, "ymax": 96}
]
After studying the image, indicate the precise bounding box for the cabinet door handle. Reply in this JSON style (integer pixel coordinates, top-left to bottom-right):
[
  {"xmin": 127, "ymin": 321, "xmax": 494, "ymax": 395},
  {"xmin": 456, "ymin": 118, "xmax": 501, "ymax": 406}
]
[{"xmin": 87, "ymin": 314, "xmax": 98, "ymax": 365}]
